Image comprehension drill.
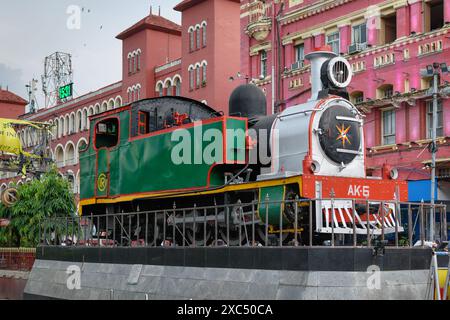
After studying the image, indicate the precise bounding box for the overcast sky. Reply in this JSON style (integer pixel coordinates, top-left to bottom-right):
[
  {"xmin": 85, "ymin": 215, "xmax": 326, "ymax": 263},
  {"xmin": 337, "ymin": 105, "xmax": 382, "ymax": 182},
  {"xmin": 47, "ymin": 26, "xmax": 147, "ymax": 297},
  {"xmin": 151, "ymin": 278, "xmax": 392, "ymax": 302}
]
[{"xmin": 0, "ymin": 0, "xmax": 181, "ymax": 108}]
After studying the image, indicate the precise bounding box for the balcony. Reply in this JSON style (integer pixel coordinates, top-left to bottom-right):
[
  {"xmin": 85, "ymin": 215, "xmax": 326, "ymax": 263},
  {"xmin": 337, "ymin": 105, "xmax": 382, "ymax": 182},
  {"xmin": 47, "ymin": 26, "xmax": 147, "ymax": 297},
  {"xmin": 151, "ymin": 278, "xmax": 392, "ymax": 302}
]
[{"xmin": 245, "ymin": 0, "xmax": 271, "ymax": 41}]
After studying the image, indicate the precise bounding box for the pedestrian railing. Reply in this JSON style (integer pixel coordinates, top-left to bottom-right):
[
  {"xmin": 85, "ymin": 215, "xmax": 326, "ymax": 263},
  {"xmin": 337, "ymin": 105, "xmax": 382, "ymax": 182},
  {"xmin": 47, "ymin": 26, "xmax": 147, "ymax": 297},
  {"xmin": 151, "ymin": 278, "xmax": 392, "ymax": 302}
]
[{"xmin": 38, "ymin": 198, "xmax": 448, "ymax": 248}]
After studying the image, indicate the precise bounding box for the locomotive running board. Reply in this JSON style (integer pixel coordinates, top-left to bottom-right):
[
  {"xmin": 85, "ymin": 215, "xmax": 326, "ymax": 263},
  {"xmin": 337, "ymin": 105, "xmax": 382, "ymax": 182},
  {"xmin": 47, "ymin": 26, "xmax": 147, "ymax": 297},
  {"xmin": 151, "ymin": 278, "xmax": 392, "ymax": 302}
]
[{"xmin": 316, "ymin": 199, "xmax": 404, "ymax": 235}]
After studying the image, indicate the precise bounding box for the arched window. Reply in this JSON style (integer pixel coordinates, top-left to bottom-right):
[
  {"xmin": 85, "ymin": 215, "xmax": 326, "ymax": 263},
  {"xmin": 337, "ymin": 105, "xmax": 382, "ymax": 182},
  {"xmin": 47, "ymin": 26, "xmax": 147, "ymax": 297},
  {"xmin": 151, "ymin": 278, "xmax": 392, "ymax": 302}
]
[
  {"xmin": 202, "ymin": 62, "xmax": 207, "ymax": 85},
  {"xmin": 196, "ymin": 27, "xmax": 201, "ymax": 49},
  {"xmin": 69, "ymin": 113, "xmax": 75, "ymax": 134},
  {"xmin": 137, "ymin": 50, "xmax": 141, "ymax": 71},
  {"xmin": 158, "ymin": 83, "xmax": 163, "ymax": 97},
  {"xmin": 66, "ymin": 172, "xmax": 75, "ymax": 193},
  {"xmin": 82, "ymin": 109, "xmax": 88, "ymax": 131},
  {"xmin": 53, "ymin": 120, "xmax": 59, "ymax": 140},
  {"xmin": 76, "ymin": 110, "xmax": 82, "ymax": 132},
  {"xmin": 190, "ymin": 70, "xmax": 194, "ymax": 90},
  {"xmin": 136, "ymin": 85, "xmax": 141, "ymax": 100},
  {"xmin": 196, "ymin": 65, "xmax": 201, "ymax": 88},
  {"xmin": 189, "ymin": 27, "xmax": 195, "ymax": 51},
  {"xmin": 55, "ymin": 146, "xmax": 65, "ymax": 168},
  {"xmin": 65, "ymin": 143, "xmax": 76, "ymax": 166},
  {"xmin": 108, "ymin": 99, "xmax": 114, "ymax": 110},
  {"xmin": 174, "ymin": 77, "xmax": 181, "ymax": 96},
  {"xmin": 115, "ymin": 96, "xmax": 122, "ymax": 108},
  {"xmin": 128, "ymin": 53, "xmax": 132, "ymax": 74},
  {"xmin": 202, "ymin": 23, "xmax": 207, "ymax": 47}
]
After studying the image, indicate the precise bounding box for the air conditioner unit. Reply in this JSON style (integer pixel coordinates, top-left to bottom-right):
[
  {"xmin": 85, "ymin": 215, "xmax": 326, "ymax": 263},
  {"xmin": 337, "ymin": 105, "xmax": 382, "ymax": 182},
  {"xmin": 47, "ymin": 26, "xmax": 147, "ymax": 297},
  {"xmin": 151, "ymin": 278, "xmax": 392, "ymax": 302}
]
[
  {"xmin": 291, "ymin": 60, "xmax": 304, "ymax": 70},
  {"xmin": 348, "ymin": 43, "xmax": 367, "ymax": 54},
  {"xmin": 348, "ymin": 43, "xmax": 359, "ymax": 54}
]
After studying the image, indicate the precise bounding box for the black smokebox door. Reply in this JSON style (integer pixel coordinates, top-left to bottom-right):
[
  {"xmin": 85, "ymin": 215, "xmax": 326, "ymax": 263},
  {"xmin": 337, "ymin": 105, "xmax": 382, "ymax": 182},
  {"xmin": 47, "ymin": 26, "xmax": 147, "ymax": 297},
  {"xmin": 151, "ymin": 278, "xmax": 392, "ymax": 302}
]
[{"xmin": 318, "ymin": 106, "xmax": 361, "ymax": 165}]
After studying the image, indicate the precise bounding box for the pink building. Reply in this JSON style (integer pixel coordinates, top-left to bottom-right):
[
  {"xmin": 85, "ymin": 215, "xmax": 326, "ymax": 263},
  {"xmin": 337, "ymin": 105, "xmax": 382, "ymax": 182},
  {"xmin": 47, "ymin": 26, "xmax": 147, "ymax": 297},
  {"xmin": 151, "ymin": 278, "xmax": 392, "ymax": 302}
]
[
  {"xmin": 0, "ymin": 0, "xmax": 241, "ymax": 200},
  {"xmin": 240, "ymin": 0, "xmax": 450, "ymax": 201}
]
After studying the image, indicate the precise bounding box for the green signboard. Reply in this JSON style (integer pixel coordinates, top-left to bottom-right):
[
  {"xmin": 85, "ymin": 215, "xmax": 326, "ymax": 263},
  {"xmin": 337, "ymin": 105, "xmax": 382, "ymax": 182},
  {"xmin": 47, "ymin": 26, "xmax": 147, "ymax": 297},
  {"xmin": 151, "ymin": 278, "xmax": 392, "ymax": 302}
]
[{"xmin": 59, "ymin": 83, "xmax": 73, "ymax": 100}]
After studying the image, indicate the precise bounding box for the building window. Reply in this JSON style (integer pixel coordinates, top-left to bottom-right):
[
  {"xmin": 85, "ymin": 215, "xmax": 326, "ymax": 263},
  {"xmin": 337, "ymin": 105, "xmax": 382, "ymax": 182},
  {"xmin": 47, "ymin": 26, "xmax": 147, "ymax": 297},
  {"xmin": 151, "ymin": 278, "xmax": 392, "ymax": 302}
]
[
  {"xmin": 202, "ymin": 24, "xmax": 207, "ymax": 47},
  {"xmin": 158, "ymin": 84, "xmax": 163, "ymax": 97},
  {"xmin": 382, "ymin": 109, "xmax": 396, "ymax": 145},
  {"xmin": 196, "ymin": 66, "xmax": 201, "ymax": 88},
  {"xmin": 196, "ymin": 27, "xmax": 201, "ymax": 49},
  {"xmin": 202, "ymin": 64, "xmax": 207, "ymax": 85},
  {"xmin": 190, "ymin": 30, "xmax": 194, "ymax": 52},
  {"xmin": 174, "ymin": 78, "xmax": 181, "ymax": 96},
  {"xmin": 351, "ymin": 91, "xmax": 364, "ymax": 104},
  {"xmin": 352, "ymin": 23, "xmax": 367, "ymax": 45},
  {"xmin": 189, "ymin": 69, "xmax": 194, "ymax": 90},
  {"xmin": 128, "ymin": 56, "xmax": 132, "ymax": 74},
  {"xmin": 137, "ymin": 53, "xmax": 141, "ymax": 71},
  {"xmin": 136, "ymin": 86, "xmax": 141, "ymax": 100},
  {"xmin": 381, "ymin": 13, "xmax": 397, "ymax": 45},
  {"xmin": 326, "ymin": 32, "xmax": 340, "ymax": 55},
  {"xmin": 426, "ymin": 0, "xmax": 444, "ymax": 32},
  {"xmin": 376, "ymin": 84, "xmax": 394, "ymax": 99},
  {"xmin": 295, "ymin": 44, "xmax": 304, "ymax": 63},
  {"xmin": 427, "ymin": 100, "xmax": 444, "ymax": 138},
  {"xmin": 260, "ymin": 50, "xmax": 268, "ymax": 78}
]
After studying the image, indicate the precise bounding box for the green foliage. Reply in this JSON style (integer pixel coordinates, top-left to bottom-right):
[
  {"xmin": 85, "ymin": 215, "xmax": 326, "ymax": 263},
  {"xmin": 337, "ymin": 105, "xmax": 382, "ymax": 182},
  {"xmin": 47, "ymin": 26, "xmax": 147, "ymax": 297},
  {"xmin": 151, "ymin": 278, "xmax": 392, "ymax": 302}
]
[{"xmin": 0, "ymin": 167, "xmax": 76, "ymax": 247}]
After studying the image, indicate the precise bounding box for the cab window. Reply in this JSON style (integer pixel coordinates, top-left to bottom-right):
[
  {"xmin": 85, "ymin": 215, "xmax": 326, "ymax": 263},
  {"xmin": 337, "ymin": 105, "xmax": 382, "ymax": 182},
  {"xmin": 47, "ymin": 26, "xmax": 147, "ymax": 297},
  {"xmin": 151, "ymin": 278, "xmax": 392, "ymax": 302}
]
[{"xmin": 95, "ymin": 118, "xmax": 119, "ymax": 149}]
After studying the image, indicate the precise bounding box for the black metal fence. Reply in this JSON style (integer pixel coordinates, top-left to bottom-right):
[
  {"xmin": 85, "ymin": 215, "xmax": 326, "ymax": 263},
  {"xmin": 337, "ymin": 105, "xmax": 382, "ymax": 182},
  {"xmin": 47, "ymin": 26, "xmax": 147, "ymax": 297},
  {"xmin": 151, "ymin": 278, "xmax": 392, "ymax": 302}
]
[{"xmin": 38, "ymin": 198, "xmax": 448, "ymax": 248}]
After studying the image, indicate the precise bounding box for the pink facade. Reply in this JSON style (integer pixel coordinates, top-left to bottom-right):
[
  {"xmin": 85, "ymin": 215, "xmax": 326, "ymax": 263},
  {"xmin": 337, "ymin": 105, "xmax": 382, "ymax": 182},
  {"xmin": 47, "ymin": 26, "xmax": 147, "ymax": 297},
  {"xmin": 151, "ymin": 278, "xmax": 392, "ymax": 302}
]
[{"xmin": 241, "ymin": 0, "xmax": 450, "ymax": 183}]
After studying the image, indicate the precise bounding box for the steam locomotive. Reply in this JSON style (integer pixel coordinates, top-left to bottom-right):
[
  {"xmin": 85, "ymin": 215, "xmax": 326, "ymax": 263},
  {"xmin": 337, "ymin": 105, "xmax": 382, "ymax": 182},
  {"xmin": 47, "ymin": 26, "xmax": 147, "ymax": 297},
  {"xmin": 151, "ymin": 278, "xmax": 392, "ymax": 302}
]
[{"xmin": 79, "ymin": 49, "xmax": 407, "ymax": 245}]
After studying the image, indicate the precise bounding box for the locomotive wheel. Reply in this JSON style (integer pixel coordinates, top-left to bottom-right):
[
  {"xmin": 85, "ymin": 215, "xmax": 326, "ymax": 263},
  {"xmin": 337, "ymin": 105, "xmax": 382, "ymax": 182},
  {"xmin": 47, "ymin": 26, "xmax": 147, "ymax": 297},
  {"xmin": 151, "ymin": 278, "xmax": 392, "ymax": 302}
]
[
  {"xmin": 283, "ymin": 188, "xmax": 299, "ymax": 224},
  {"xmin": 256, "ymin": 225, "xmax": 291, "ymax": 246},
  {"xmin": 185, "ymin": 225, "xmax": 211, "ymax": 246},
  {"xmin": 145, "ymin": 223, "xmax": 160, "ymax": 246},
  {"xmin": 219, "ymin": 226, "xmax": 249, "ymax": 246}
]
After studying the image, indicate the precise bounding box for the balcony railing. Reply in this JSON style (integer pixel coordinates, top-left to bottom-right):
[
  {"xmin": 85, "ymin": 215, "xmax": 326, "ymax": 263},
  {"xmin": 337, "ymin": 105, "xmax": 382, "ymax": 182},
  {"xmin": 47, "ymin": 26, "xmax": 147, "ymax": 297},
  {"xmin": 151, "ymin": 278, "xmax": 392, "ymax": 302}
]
[{"xmin": 155, "ymin": 59, "xmax": 182, "ymax": 73}]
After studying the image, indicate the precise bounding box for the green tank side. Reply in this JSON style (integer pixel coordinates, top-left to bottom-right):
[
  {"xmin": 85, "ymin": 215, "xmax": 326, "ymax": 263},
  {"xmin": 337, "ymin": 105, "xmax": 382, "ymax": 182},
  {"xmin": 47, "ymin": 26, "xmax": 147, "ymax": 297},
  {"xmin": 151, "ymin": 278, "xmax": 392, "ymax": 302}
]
[{"xmin": 80, "ymin": 111, "xmax": 248, "ymax": 200}]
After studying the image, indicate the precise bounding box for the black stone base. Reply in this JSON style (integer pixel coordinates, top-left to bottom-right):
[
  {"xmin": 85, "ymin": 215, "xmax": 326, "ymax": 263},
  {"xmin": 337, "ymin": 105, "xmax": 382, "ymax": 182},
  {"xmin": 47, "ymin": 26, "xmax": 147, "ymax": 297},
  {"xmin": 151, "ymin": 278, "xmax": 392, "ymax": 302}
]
[{"xmin": 35, "ymin": 246, "xmax": 432, "ymax": 272}]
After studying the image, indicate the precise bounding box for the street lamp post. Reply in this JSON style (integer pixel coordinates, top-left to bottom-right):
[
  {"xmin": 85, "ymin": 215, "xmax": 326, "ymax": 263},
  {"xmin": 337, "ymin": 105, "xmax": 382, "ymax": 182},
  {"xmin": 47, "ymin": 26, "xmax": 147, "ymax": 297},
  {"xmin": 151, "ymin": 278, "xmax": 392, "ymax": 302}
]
[
  {"xmin": 421, "ymin": 62, "xmax": 448, "ymax": 241},
  {"xmin": 430, "ymin": 65, "xmax": 439, "ymax": 241}
]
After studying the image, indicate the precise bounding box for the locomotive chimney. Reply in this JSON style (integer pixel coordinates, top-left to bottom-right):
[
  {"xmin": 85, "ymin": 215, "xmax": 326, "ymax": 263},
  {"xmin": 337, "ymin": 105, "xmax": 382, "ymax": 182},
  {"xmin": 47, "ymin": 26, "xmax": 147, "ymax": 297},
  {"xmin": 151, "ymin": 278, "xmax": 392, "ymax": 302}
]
[{"xmin": 305, "ymin": 46, "xmax": 336, "ymax": 101}]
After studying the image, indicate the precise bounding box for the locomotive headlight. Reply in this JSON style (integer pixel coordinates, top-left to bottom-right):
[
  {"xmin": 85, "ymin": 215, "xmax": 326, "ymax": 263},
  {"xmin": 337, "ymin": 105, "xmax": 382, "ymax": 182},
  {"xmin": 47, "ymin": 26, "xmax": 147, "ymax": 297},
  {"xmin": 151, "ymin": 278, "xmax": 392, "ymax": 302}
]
[{"xmin": 324, "ymin": 57, "xmax": 353, "ymax": 89}]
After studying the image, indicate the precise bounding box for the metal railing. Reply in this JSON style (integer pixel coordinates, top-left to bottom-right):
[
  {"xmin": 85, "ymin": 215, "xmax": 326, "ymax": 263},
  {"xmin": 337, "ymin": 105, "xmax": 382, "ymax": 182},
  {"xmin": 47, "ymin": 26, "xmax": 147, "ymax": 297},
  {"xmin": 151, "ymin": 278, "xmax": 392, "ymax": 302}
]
[{"xmin": 38, "ymin": 198, "xmax": 448, "ymax": 248}]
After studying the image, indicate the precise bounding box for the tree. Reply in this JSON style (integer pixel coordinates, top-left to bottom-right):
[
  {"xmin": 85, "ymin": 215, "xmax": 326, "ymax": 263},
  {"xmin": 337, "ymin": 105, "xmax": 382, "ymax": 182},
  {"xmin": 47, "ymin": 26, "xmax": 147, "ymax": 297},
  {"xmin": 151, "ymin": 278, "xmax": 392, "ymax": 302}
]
[{"xmin": 0, "ymin": 167, "xmax": 76, "ymax": 247}]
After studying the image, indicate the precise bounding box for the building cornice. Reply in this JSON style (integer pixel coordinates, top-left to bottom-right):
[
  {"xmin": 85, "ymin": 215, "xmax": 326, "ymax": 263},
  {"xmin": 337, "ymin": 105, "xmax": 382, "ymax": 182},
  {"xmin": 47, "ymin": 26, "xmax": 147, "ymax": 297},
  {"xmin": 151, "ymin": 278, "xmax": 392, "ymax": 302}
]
[
  {"xmin": 23, "ymin": 82, "xmax": 122, "ymax": 121},
  {"xmin": 281, "ymin": 0, "xmax": 435, "ymax": 45}
]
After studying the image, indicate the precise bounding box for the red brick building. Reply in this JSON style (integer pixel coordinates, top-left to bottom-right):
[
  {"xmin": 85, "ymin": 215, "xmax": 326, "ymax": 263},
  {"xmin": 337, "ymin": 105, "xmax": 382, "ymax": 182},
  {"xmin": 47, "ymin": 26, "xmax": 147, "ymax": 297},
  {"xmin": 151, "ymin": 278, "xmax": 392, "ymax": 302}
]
[
  {"xmin": 0, "ymin": 0, "xmax": 241, "ymax": 202},
  {"xmin": 0, "ymin": 88, "xmax": 27, "ymax": 119}
]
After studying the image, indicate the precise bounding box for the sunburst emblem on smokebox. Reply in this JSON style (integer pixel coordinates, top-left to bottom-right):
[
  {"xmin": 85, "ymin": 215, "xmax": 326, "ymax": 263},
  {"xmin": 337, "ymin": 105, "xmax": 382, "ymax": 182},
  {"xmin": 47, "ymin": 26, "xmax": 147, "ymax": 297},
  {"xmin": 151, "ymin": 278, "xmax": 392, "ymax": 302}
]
[{"xmin": 336, "ymin": 123, "xmax": 351, "ymax": 148}]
